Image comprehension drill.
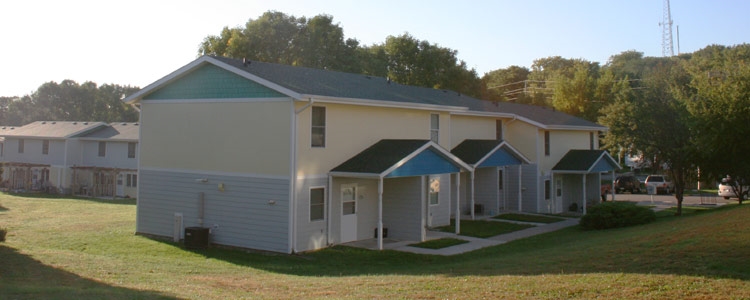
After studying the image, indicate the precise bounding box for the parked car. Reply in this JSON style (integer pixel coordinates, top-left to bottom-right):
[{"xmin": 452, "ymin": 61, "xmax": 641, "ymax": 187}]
[
  {"xmin": 615, "ymin": 175, "xmax": 642, "ymax": 193},
  {"xmin": 718, "ymin": 176, "xmax": 749, "ymax": 199},
  {"xmin": 645, "ymin": 175, "xmax": 674, "ymax": 194}
]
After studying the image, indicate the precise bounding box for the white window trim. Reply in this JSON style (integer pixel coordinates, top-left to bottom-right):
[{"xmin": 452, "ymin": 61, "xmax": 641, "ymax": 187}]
[{"xmin": 309, "ymin": 186, "xmax": 326, "ymax": 222}]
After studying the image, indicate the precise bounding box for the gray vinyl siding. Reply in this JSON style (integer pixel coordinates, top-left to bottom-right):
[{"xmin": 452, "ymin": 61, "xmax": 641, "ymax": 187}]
[
  {"xmin": 382, "ymin": 176, "xmax": 424, "ymax": 241},
  {"xmin": 503, "ymin": 164, "xmax": 539, "ymax": 213},
  {"xmin": 474, "ymin": 167, "xmax": 498, "ymax": 216},
  {"xmin": 137, "ymin": 169, "xmax": 290, "ymax": 253}
]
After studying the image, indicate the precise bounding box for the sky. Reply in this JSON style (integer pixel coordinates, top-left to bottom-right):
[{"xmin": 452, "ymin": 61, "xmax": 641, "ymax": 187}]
[{"xmin": 1, "ymin": 0, "xmax": 748, "ymax": 97}]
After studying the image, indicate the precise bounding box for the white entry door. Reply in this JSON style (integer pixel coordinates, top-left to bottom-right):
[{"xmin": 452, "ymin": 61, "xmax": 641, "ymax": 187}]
[
  {"xmin": 116, "ymin": 174, "xmax": 125, "ymax": 197},
  {"xmin": 340, "ymin": 184, "xmax": 358, "ymax": 243},
  {"xmin": 555, "ymin": 177, "xmax": 564, "ymax": 213}
]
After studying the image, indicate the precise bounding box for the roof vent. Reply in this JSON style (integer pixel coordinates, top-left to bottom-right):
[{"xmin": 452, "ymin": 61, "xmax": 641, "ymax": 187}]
[
  {"xmin": 242, "ymin": 58, "xmax": 251, "ymax": 67},
  {"xmin": 83, "ymin": 122, "xmax": 88, "ymax": 125},
  {"xmin": 41, "ymin": 121, "xmax": 47, "ymax": 124},
  {"xmin": 72, "ymin": 122, "xmax": 77, "ymax": 125},
  {"xmin": 122, "ymin": 123, "xmax": 127, "ymax": 126},
  {"xmin": 134, "ymin": 123, "xmax": 139, "ymax": 126},
  {"xmin": 51, "ymin": 121, "xmax": 56, "ymax": 124}
]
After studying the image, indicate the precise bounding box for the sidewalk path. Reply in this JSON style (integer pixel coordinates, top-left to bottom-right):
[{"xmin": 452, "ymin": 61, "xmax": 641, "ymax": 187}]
[{"xmin": 348, "ymin": 217, "xmax": 581, "ymax": 256}]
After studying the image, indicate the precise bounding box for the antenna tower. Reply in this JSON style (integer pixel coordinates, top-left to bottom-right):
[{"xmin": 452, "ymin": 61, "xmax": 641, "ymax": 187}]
[{"xmin": 659, "ymin": 0, "xmax": 675, "ymax": 57}]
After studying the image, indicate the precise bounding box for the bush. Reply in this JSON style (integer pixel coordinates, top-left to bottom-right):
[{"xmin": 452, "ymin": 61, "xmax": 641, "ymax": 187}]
[{"xmin": 580, "ymin": 201, "xmax": 656, "ymax": 230}]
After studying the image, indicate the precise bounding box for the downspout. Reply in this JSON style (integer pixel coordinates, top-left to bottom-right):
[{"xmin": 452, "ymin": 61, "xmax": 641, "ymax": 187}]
[
  {"xmin": 327, "ymin": 174, "xmax": 332, "ymax": 246},
  {"xmin": 290, "ymin": 98, "xmax": 314, "ymax": 253}
]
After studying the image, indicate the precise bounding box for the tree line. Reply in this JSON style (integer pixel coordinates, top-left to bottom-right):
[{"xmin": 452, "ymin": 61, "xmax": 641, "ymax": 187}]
[{"xmin": 0, "ymin": 80, "xmax": 140, "ymax": 125}]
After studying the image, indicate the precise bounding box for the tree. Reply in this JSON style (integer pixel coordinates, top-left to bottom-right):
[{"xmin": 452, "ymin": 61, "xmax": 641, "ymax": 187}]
[
  {"xmin": 481, "ymin": 65, "xmax": 530, "ymax": 102},
  {"xmin": 0, "ymin": 80, "xmax": 139, "ymax": 125},
  {"xmin": 381, "ymin": 33, "xmax": 480, "ymax": 97},
  {"xmin": 600, "ymin": 57, "xmax": 696, "ymax": 215},
  {"xmin": 679, "ymin": 44, "xmax": 750, "ymax": 203}
]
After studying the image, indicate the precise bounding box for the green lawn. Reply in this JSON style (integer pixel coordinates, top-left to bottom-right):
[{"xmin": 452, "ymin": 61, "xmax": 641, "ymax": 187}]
[{"xmin": 1, "ymin": 193, "xmax": 749, "ymax": 299}]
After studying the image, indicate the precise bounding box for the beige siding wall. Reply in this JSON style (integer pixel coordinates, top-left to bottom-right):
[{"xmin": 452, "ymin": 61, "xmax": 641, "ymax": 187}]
[
  {"xmin": 140, "ymin": 100, "xmax": 291, "ymax": 176},
  {"xmin": 449, "ymin": 115, "xmax": 496, "ymax": 149},
  {"xmin": 503, "ymin": 121, "xmax": 539, "ymax": 163},
  {"xmin": 296, "ymin": 103, "xmax": 447, "ymax": 176},
  {"xmin": 539, "ymin": 129, "xmax": 593, "ymax": 171}
]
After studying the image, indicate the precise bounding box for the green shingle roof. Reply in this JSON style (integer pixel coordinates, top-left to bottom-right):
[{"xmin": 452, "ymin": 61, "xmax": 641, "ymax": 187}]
[
  {"xmin": 451, "ymin": 139, "xmax": 505, "ymax": 165},
  {"xmin": 331, "ymin": 140, "xmax": 431, "ymax": 174},
  {"xmin": 552, "ymin": 150, "xmax": 620, "ymax": 173}
]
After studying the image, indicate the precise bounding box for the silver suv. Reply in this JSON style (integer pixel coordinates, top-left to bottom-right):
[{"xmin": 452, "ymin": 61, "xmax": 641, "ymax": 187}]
[{"xmin": 645, "ymin": 175, "xmax": 673, "ymax": 195}]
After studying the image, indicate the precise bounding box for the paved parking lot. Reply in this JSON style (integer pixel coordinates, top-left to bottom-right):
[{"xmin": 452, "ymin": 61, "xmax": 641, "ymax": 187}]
[{"xmin": 605, "ymin": 191, "xmax": 733, "ymax": 210}]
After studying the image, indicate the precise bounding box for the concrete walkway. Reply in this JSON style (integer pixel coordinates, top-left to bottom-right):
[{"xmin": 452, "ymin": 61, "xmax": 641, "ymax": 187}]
[{"xmin": 344, "ymin": 217, "xmax": 580, "ymax": 256}]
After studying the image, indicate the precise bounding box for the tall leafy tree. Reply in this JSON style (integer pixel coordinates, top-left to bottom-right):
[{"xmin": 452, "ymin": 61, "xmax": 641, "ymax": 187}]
[
  {"xmin": 481, "ymin": 65, "xmax": 530, "ymax": 102},
  {"xmin": 678, "ymin": 44, "xmax": 750, "ymax": 203}
]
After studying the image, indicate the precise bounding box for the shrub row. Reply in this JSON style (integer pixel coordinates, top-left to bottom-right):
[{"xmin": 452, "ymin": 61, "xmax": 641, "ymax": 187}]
[{"xmin": 580, "ymin": 201, "xmax": 656, "ymax": 230}]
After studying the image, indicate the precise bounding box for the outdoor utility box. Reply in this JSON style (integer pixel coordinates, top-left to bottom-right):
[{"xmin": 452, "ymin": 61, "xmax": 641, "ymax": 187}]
[{"xmin": 184, "ymin": 227, "xmax": 210, "ymax": 249}]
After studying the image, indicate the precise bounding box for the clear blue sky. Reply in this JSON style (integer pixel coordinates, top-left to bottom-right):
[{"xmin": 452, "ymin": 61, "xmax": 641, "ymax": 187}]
[{"xmin": 1, "ymin": 0, "xmax": 748, "ymax": 97}]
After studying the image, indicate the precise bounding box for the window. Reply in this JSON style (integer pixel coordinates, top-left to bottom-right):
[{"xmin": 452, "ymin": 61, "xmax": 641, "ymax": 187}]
[
  {"xmin": 545, "ymin": 180, "xmax": 551, "ymax": 200},
  {"xmin": 18, "ymin": 139, "xmax": 24, "ymax": 153},
  {"xmin": 98, "ymin": 141, "xmax": 106, "ymax": 157},
  {"xmin": 126, "ymin": 174, "xmax": 137, "ymax": 187},
  {"xmin": 310, "ymin": 187, "xmax": 325, "ymax": 221},
  {"xmin": 429, "ymin": 176, "xmax": 440, "ymax": 205},
  {"xmin": 128, "ymin": 142, "xmax": 136, "ymax": 158},
  {"xmin": 544, "ymin": 131, "xmax": 550, "ymax": 156},
  {"xmin": 498, "ymin": 169, "xmax": 504, "ymax": 190},
  {"xmin": 42, "ymin": 140, "xmax": 49, "ymax": 155},
  {"xmin": 342, "ymin": 186, "xmax": 356, "ymax": 215},
  {"xmin": 430, "ymin": 113, "xmax": 439, "ymax": 143},
  {"xmin": 496, "ymin": 119, "xmax": 503, "ymax": 140},
  {"xmin": 1, "ymin": 143, "xmax": 3, "ymax": 156},
  {"xmin": 589, "ymin": 132, "xmax": 595, "ymax": 150},
  {"xmin": 311, "ymin": 106, "xmax": 326, "ymax": 147}
]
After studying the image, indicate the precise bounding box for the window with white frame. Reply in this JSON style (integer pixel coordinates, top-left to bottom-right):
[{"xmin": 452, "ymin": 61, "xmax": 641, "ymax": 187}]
[
  {"xmin": 42, "ymin": 140, "xmax": 49, "ymax": 155},
  {"xmin": 98, "ymin": 141, "xmax": 106, "ymax": 157},
  {"xmin": 311, "ymin": 106, "xmax": 326, "ymax": 147},
  {"xmin": 496, "ymin": 119, "xmax": 503, "ymax": 140},
  {"xmin": 310, "ymin": 187, "xmax": 325, "ymax": 221},
  {"xmin": 544, "ymin": 131, "xmax": 550, "ymax": 156},
  {"xmin": 429, "ymin": 175, "xmax": 440, "ymax": 205},
  {"xmin": 18, "ymin": 139, "xmax": 24, "ymax": 153},
  {"xmin": 128, "ymin": 142, "xmax": 136, "ymax": 158},
  {"xmin": 430, "ymin": 113, "xmax": 439, "ymax": 143},
  {"xmin": 589, "ymin": 132, "xmax": 595, "ymax": 150},
  {"xmin": 126, "ymin": 174, "xmax": 137, "ymax": 187},
  {"xmin": 342, "ymin": 185, "xmax": 356, "ymax": 215}
]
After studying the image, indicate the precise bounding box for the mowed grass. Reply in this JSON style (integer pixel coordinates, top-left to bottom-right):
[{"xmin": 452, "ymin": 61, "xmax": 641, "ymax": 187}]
[
  {"xmin": 1, "ymin": 193, "xmax": 749, "ymax": 299},
  {"xmin": 493, "ymin": 213, "xmax": 567, "ymax": 223}
]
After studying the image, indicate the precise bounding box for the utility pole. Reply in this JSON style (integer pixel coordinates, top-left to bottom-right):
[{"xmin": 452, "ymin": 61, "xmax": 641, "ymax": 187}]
[{"xmin": 659, "ymin": 0, "xmax": 675, "ymax": 57}]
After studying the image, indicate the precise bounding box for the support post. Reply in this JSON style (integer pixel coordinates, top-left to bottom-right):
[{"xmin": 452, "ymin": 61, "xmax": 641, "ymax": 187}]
[
  {"xmin": 455, "ymin": 173, "xmax": 461, "ymax": 234},
  {"xmin": 377, "ymin": 177, "xmax": 384, "ymax": 250},
  {"xmin": 470, "ymin": 171, "xmax": 476, "ymax": 220}
]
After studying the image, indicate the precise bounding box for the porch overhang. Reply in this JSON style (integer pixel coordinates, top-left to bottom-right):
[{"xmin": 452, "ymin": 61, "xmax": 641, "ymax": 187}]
[
  {"xmin": 330, "ymin": 139, "xmax": 473, "ymax": 178},
  {"xmin": 451, "ymin": 139, "xmax": 530, "ymax": 168},
  {"xmin": 551, "ymin": 150, "xmax": 620, "ymax": 214},
  {"xmin": 551, "ymin": 150, "xmax": 620, "ymax": 174},
  {"xmin": 329, "ymin": 139, "xmax": 472, "ymax": 251}
]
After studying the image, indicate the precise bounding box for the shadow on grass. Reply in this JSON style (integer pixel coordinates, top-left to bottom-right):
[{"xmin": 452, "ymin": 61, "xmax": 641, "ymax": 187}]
[
  {"xmin": 183, "ymin": 204, "xmax": 749, "ymax": 281},
  {"xmin": 0, "ymin": 245, "xmax": 176, "ymax": 300},
  {"xmin": 3, "ymin": 192, "xmax": 136, "ymax": 206}
]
